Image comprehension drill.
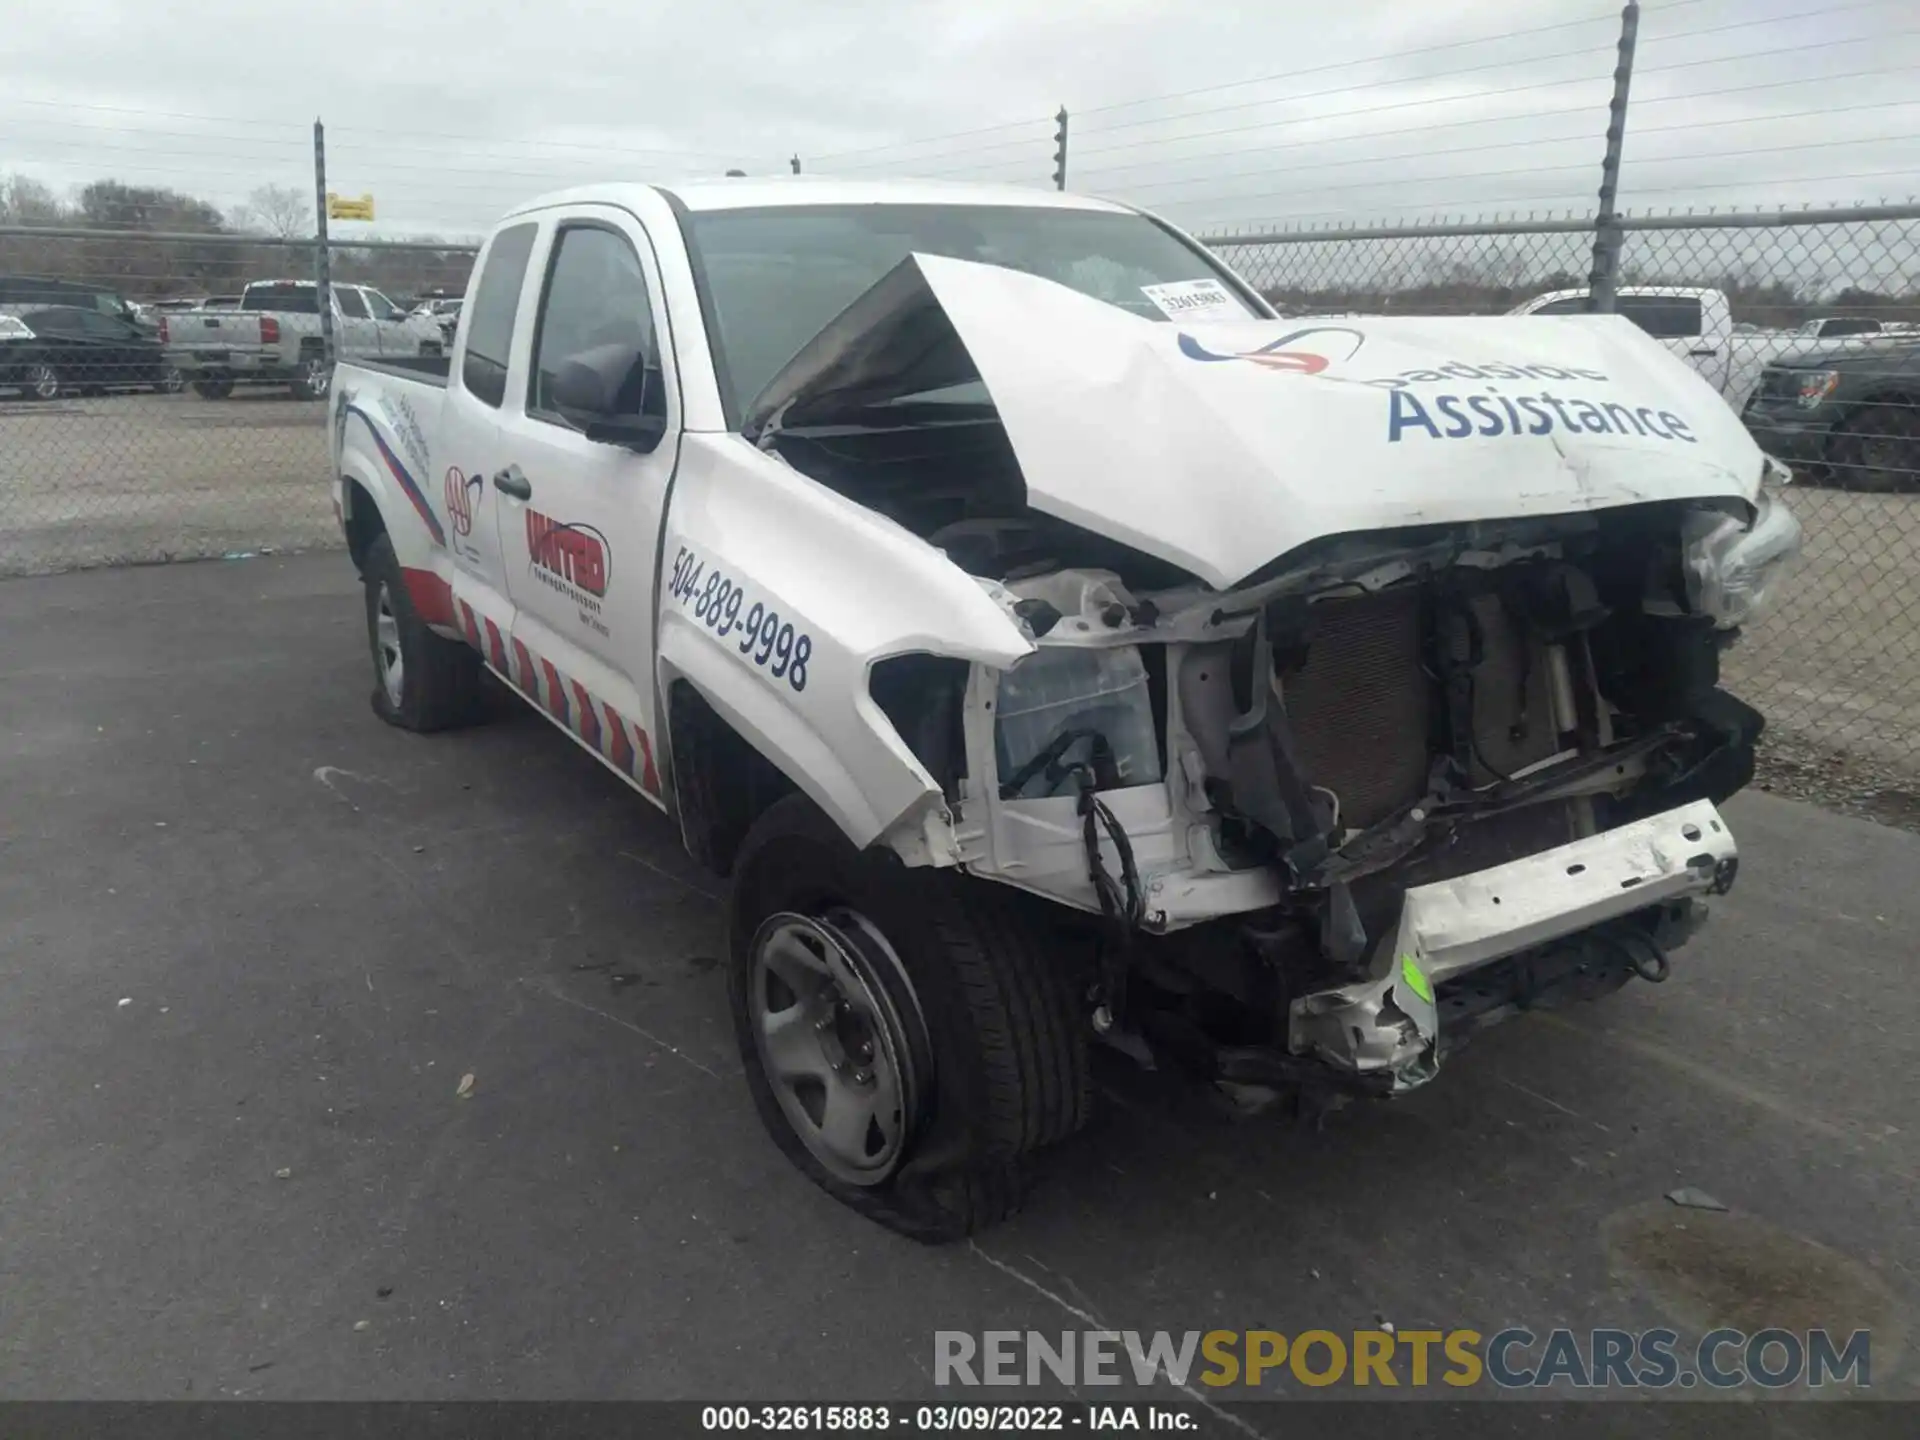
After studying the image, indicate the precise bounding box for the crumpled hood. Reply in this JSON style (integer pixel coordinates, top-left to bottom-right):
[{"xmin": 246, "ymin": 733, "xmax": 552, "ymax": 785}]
[{"xmin": 748, "ymin": 253, "xmax": 1765, "ymax": 590}]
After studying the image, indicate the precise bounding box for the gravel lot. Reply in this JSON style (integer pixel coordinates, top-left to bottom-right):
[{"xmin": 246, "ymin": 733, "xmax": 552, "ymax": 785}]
[
  {"xmin": 0, "ymin": 554, "xmax": 1915, "ymax": 1427},
  {"xmin": 1, "ymin": 389, "xmax": 1915, "ymax": 809},
  {"xmin": 0, "ymin": 390, "xmax": 334, "ymax": 576}
]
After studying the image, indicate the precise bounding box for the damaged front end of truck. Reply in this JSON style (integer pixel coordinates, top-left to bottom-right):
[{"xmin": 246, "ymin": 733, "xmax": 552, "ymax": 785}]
[{"xmin": 745, "ymin": 252, "xmax": 1802, "ymax": 1101}]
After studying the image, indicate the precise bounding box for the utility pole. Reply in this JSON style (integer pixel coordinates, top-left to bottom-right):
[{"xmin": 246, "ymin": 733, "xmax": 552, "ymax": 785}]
[
  {"xmin": 312, "ymin": 118, "xmax": 335, "ymax": 367},
  {"xmin": 1586, "ymin": 1, "xmax": 1639, "ymax": 313},
  {"xmin": 1053, "ymin": 107, "xmax": 1069, "ymax": 192}
]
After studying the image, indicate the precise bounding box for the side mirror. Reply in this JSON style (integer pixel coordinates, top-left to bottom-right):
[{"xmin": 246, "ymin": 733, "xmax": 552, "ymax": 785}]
[{"xmin": 550, "ymin": 342, "xmax": 667, "ymax": 453}]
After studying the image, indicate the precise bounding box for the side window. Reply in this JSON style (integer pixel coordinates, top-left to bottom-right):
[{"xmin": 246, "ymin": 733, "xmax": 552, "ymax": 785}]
[
  {"xmin": 364, "ymin": 289, "xmax": 400, "ymax": 321},
  {"xmin": 1532, "ymin": 296, "xmax": 1589, "ymax": 316},
  {"xmin": 336, "ymin": 287, "xmax": 370, "ymax": 319},
  {"xmin": 528, "ymin": 223, "xmax": 662, "ymax": 424},
  {"xmin": 1617, "ymin": 294, "xmax": 1702, "ymax": 339},
  {"xmin": 461, "ymin": 222, "xmax": 538, "ymax": 409}
]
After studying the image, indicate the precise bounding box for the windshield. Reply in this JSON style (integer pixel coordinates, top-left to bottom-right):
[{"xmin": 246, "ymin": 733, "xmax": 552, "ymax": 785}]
[{"xmin": 681, "ymin": 203, "xmax": 1260, "ymax": 425}]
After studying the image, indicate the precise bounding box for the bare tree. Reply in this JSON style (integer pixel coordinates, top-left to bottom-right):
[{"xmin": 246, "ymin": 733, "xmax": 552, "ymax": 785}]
[
  {"xmin": 233, "ymin": 183, "xmax": 312, "ymax": 241},
  {"xmin": 0, "ymin": 173, "xmax": 67, "ymax": 224}
]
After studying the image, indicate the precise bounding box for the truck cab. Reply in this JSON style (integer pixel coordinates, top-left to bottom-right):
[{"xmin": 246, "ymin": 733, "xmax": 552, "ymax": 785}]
[{"xmin": 331, "ymin": 180, "xmax": 1797, "ymax": 1241}]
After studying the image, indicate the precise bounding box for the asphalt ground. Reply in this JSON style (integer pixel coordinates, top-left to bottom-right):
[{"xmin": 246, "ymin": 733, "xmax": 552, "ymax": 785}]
[{"xmin": 0, "ymin": 554, "xmax": 1915, "ymax": 1435}]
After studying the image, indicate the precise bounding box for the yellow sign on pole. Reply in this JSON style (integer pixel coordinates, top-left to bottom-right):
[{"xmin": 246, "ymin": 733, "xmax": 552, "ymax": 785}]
[{"xmin": 326, "ymin": 192, "xmax": 376, "ymax": 222}]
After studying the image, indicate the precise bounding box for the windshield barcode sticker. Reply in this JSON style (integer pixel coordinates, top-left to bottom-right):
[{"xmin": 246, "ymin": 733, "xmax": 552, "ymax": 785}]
[{"xmin": 1141, "ymin": 278, "xmax": 1242, "ymax": 321}]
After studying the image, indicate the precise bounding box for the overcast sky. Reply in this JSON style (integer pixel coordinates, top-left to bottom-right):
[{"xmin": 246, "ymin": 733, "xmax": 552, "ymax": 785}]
[{"xmin": 3, "ymin": 0, "xmax": 1917, "ymax": 239}]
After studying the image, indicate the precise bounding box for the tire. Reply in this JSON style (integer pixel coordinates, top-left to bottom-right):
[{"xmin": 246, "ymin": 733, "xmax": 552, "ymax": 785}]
[
  {"xmin": 362, "ymin": 532, "xmax": 483, "ymax": 731},
  {"xmin": 419, "ymin": 341, "xmax": 443, "ymax": 358},
  {"xmin": 1828, "ymin": 402, "xmax": 1920, "ymax": 493},
  {"xmin": 155, "ymin": 365, "xmax": 185, "ymax": 395},
  {"xmin": 192, "ymin": 376, "xmax": 234, "ymax": 400},
  {"xmin": 728, "ymin": 794, "xmax": 1092, "ymax": 1241},
  {"xmin": 290, "ymin": 353, "xmax": 333, "ymax": 402},
  {"xmin": 23, "ymin": 363, "xmax": 60, "ymax": 401}
]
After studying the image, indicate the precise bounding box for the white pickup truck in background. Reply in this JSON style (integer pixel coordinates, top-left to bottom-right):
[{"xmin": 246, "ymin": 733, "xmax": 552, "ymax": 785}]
[
  {"xmin": 161, "ymin": 279, "xmax": 444, "ymax": 400},
  {"xmin": 1511, "ymin": 287, "xmax": 1919, "ymax": 414},
  {"xmin": 1507, "ymin": 285, "xmax": 1762, "ymax": 406},
  {"xmin": 329, "ymin": 178, "xmax": 1797, "ymax": 1241}
]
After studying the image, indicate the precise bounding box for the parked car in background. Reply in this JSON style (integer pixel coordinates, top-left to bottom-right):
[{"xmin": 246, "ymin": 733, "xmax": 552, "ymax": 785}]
[
  {"xmin": 1508, "ymin": 286, "xmax": 1756, "ymax": 404},
  {"xmin": 160, "ymin": 279, "xmax": 445, "ymax": 400},
  {"xmin": 1787, "ymin": 315, "xmax": 1918, "ymax": 342},
  {"xmin": 0, "ymin": 305, "xmax": 183, "ymax": 400},
  {"xmin": 1742, "ymin": 336, "xmax": 1920, "ymax": 492},
  {"xmin": 413, "ymin": 296, "xmax": 462, "ymax": 342},
  {"xmin": 0, "ymin": 275, "xmax": 144, "ymax": 328}
]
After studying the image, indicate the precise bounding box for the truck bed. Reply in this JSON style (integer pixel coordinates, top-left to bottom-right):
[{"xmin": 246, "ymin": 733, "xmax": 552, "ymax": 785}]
[{"xmin": 342, "ymin": 354, "xmax": 451, "ymax": 385}]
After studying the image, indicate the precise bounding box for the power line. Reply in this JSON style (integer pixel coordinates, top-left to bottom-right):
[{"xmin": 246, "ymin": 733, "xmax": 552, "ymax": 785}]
[
  {"xmin": 794, "ymin": 0, "xmax": 1781, "ymax": 171},
  {"xmin": 1093, "ymin": 100, "xmax": 1920, "ymax": 198},
  {"xmin": 806, "ymin": 115, "xmax": 1057, "ymax": 164},
  {"xmin": 1180, "ymin": 168, "xmax": 1920, "ymax": 227},
  {"xmin": 1070, "ymin": 37, "xmax": 1917, "ymax": 163},
  {"xmin": 1071, "ymin": 6, "xmax": 1632, "ymax": 122},
  {"xmin": 1075, "ymin": 0, "xmax": 1904, "ymax": 141},
  {"xmin": 1144, "ymin": 134, "xmax": 1920, "ymax": 215}
]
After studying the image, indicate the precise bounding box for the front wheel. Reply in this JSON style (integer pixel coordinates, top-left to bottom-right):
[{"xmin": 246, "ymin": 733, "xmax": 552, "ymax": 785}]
[
  {"xmin": 290, "ymin": 354, "xmax": 333, "ymax": 401},
  {"xmin": 1829, "ymin": 403, "xmax": 1920, "ymax": 492},
  {"xmin": 728, "ymin": 795, "xmax": 1092, "ymax": 1241},
  {"xmin": 362, "ymin": 533, "xmax": 483, "ymax": 731},
  {"xmin": 191, "ymin": 376, "xmax": 234, "ymax": 400}
]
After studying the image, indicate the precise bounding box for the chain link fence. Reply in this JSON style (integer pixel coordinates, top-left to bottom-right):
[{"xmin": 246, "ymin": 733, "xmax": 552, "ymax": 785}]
[
  {"xmin": 0, "ymin": 226, "xmax": 476, "ymax": 575},
  {"xmin": 1209, "ymin": 205, "xmax": 1920, "ymax": 790},
  {"xmin": 2, "ymin": 205, "xmax": 1916, "ymax": 787}
]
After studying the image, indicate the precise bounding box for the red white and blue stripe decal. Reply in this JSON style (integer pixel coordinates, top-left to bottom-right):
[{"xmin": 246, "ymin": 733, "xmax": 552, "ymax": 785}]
[
  {"xmin": 457, "ymin": 600, "xmax": 660, "ymax": 796},
  {"xmin": 343, "ymin": 403, "xmax": 445, "ymax": 548}
]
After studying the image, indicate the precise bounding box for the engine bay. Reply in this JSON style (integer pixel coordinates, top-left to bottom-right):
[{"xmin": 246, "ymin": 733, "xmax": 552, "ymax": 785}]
[{"xmin": 773, "ymin": 398, "xmax": 1783, "ymax": 1096}]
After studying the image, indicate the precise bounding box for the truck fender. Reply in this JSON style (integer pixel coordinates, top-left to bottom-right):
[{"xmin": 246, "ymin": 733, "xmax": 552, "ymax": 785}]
[
  {"xmin": 331, "ymin": 381, "xmax": 454, "ymax": 627},
  {"xmin": 657, "ymin": 434, "xmax": 1033, "ymax": 858}
]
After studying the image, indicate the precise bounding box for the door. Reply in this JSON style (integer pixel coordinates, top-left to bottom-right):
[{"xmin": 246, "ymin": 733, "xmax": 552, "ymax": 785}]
[
  {"xmin": 77, "ymin": 310, "xmax": 147, "ymax": 386},
  {"xmin": 31, "ymin": 308, "xmax": 96, "ymax": 387},
  {"xmin": 363, "ymin": 287, "xmax": 424, "ymax": 355},
  {"xmin": 333, "ymin": 286, "xmax": 382, "ymax": 359},
  {"xmin": 491, "ymin": 211, "xmax": 680, "ymax": 802},
  {"xmin": 429, "ymin": 220, "xmax": 541, "ymax": 670}
]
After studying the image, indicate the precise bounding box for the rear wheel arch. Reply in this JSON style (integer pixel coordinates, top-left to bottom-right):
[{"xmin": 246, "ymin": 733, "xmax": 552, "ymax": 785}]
[{"xmin": 342, "ymin": 478, "xmax": 387, "ymax": 574}]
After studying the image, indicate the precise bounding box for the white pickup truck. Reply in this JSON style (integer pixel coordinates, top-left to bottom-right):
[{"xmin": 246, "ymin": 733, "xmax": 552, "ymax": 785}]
[
  {"xmin": 163, "ymin": 278, "xmax": 443, "ymax": 400},
  {"xmin": 331, "ymin": 178, "xmax": 1799, "ymax": 1240},
  {"xmin": 1510, "ymin": 287, "xmax": 1918, "ymax": 414},
  {"xmin": 1506, "ymin": 285, "xmax": 1772, "ymax": 409}
]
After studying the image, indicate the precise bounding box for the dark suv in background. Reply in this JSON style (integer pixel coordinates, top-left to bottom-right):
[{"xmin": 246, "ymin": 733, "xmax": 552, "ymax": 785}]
[
  {"xmin": 0, "ymin": 306, "xmax": 182, "ymax": 400},
  {"xmin": 1743, "ymin": 338, "xmax": 1920, "ymax": 492}
]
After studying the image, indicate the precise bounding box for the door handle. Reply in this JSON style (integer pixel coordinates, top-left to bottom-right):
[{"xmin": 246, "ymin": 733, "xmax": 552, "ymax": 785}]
[
  {"xmin": 492, "ymin": 467, "xmax": 532, "ymax": 500},
  {"xmin": 1689, "ymin": 347, "xmax": 1718, "ymax": 357}
]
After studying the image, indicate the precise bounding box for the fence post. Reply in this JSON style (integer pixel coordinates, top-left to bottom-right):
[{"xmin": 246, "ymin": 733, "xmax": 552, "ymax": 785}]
[
  {"xmin": 1586, "ymin": 1, "xmax": 1639, "ymax": 312},
  {"xmin": 1053, "ymin": 107, "xmax": 1069, "ymax": 191},
  {"xmin": 311, "ymin": 118, "xmax": 335, "ymax": 367}
]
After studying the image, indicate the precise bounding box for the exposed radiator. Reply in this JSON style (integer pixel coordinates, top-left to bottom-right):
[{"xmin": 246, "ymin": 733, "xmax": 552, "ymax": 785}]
[
  {"xmin": 1279, "ymin": 585, "xmax": 1563, "ymax": 829},
  {"xmin": 1281, "ymin": 589, "xmax": 1430, "ymax": 829}
]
